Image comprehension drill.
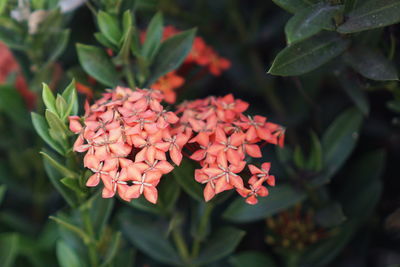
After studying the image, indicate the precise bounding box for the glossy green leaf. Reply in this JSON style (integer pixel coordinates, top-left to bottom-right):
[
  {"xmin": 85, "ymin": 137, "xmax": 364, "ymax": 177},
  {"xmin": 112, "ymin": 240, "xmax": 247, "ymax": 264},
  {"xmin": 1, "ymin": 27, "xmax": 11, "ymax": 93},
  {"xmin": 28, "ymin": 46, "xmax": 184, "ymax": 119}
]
[
  {"xmin": 338, "ymin": 0, "xmax": 400, "ymax": 33},
  {"xmin": 223, "ymin": 184, "xmax": 306, "ymax": 223},
  {"xmin": 172, "ymin": 159, "xmax": 203, "ymax": 202},
  {"xmin": 61, "ymin": 80, "xmax": 79, "ymax": 118},
  {"xmin": 345, "ymin": 46, "xmax": 399, "ymax": 81},
  {"xmin": 230, "ymin": 251, "xmax": 278, "ymax": 267},
  {"xmin": 311, "ymin": 108, "xmax": 363, "ymax": 187},
  {"xmin": 42, "ymin": 83, "xmax": 57, "ymax": 114},
  {"xmin": 60, "ymin": 177, "xmax": 82, "ymax": 195},
  {"xmin": 193, "ymin": 227, "xmax": 245, "ymax": 265},
  {"xmin": 97, "ymin": 11, "xmax": 122, "ymax": 46},
  {"xmin": 122, "ymin": 10, "xmax": 133, "ymax": 35},
  {"xmin": 45, "ymin": 110, "xmax": 68, "ymax": 144},
  {"xmin": 0, "ymin": 232, "xmax": 19, "ymax": 267},
  {"xmin": 94, "ymin": 32, "xmax": 117, "ymax": 49},
  {"xmin": 55, "ymin": 94, "xmax": 68, "ymax": 118},
  {"xmin": 285, "ymin": 3, "xmax": 341, "ymax": 44},
  {"xmin": 306, "ymin": 131, "xmax": 323, "ymax": 171},
  {"xmin": 272, "ymin": 0, "xmax": 309, "ymax": 13},
  {"xmin": 148, "ymin": 28, "xmax": 196, "ymax": 85},
  {"xmin": 41, "ymin": 151, "xmax": 78, "ymax": 179},
  {"xmin": 315, "ymin": 203, "xmax": 346, "ymax": 228},
  {"xmin": 120, "ymin": 213, "xmax": 182, "ymax": 265},
  {"xmin": 46, "ymin": 29, "xmax": 70, "ymax": 63},
  {"xmin": 0, "ymin": 185, "xmax": 6, "ymax": 205},
  {"xmin": 338, "ymin": 71, "xmax": 370, "ymax": 115},
  {"xmin": 76, "ymin": 44, "xmax": 119, "ymax": 87},
  {"xmin": 56, "ymin": 240, "xmax": 82, "ymax": 267},
  {"xmin": 268, "ymin": 32, "xmax": 350, "ymax": 76},
  {"xmin": 31, "ymin": 112, "xmax": 65, "ymax": 155},
  {"xmin": 142, "ymin": 12, "xmax": 163, "ymax": 62}
]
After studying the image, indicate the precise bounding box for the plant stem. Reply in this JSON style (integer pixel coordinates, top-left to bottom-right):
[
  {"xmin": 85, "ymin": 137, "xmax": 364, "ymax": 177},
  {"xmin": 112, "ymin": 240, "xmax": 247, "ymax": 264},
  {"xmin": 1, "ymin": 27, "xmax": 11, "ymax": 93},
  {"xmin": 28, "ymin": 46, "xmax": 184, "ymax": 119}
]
[
  {"xmin": 172, "ymin": 227, "xmax": 191, "ymax": 263},
  {"xmin": 81, "ymin": 209, "xmax": 99, "ymax": 267},
  {"xmin": 191, "ymin": 203, "xmax": 214, "ymax": 258}
]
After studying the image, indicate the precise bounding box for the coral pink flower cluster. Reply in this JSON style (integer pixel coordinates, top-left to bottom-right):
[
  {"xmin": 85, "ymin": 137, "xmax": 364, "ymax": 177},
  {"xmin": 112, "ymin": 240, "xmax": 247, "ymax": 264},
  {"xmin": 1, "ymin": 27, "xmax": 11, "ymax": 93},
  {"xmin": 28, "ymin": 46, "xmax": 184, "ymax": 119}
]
[
  {"xmin": 69, "ymin": 87, "xmax": 188, "ymax": 203},
  {"xmin": 176, "ymin": 94, "xmax": 285, "ymax": 204},
  {"xmin": 148, "ymin": 26, "xmax": 231, "ymax": 104}
]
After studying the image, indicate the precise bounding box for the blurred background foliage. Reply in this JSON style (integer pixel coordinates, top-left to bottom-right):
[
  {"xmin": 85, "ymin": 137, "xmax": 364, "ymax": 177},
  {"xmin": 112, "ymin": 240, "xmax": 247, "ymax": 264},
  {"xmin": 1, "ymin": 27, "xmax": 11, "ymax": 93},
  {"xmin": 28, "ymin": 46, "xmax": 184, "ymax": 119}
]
[{"xmin": 1, "ymin": 0, "xmax": 400, "ymax": 266}]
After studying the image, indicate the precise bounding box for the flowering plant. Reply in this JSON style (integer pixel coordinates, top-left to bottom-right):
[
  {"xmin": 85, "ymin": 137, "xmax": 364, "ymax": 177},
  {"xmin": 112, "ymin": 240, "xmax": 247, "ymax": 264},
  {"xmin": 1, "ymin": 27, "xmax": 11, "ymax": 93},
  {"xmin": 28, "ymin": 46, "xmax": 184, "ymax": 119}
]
[{"xmin": 0, "ymin": 0, "xmax": 399, "ymax": 267}]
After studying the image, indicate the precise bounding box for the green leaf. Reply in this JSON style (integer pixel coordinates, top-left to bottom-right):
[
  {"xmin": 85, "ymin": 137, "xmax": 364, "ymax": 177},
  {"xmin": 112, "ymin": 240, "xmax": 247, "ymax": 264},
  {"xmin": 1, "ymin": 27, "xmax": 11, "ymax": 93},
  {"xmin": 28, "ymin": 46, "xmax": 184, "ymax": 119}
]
[
  {"xmin": 285, "ymin": 3, "xmax": 341, "ymax": 44},
  {"xmin": 0, "ymin": 18, "xmax": 24, "ymax": 50},
  {"xmin": 268, "ymin": 32, "xmax": 350, "ymax": 76},
  {"xmin": 172, "ymin": 159, "xmax": 203, "ymax": 202},
  {"xmin": 338, "ymin": 71, "xmax": 370, "ymax": 115},
  {"xmin": 46, "ymin": 29, "xmax": 70, "ymax": 63},
  {"xmin": 94, "ymin": 32, "xmax": 117, "ymax": 50},
  {"xmin": 338, "ymin": 0, "xmax": 400, "ymax": 33},
  {"xmin": 61, "ymin": 80, "xmax": 79, "ymax": 118},
  {"xmin": 0, "ymin": 185, "xmax": 6, "ymax": 205},
  {"xmin": 193, "ymin": 227, "xmax": 245, "ymax": 265},
  {"xmin": 89, "ymin": 195, "xmax": 114, "ymax": 238},
  {"xmin": 272, "ymin": 0, "xmax": 309, "ymax": 14},
  {"xmin": 122, "ymin": 10, "xmax": 133, "ymax": 35},
  {"xmin": 60, "ymin": 177, "xmax": 82, "ymax": 195},
  {"xmin": 56, "ymin": 240, "xmax": 82, "ymax": 267},
  {"xmin": 306, "ymin": 131, "xmax": 323, "ymax": 171},
  {"xmin": 51, "ymin": 216, "xmax": 91, "ymax": 244},
  {"xmin": 55, "ymin": 94, "xmax": 68, "ymax": 118},
  {"xmin": 294, "ymin": 146, "xmax": 306, "ymax": 169},
  {"xmin": 31, "ymin": 112, "xmax": 65, "ymax": 155},
  {"xmin": 120, "ymin": 213, "xmax": 182, "ymax": 265},
  {"xmin": 230, "ymin": 251, "xmax": 278, "ymax": 267},
  {"xmin": 0, "ymin": 232, "xmax": 19, "ymax": 267},
  {"xmin": 142, "ymin": 12, "xmax": 163, "ymax": 62},
  {"xmin": 148, "ymin": 28, "xmax": 196, "ymax": 85},
  {"xmin": 311, "ymin": 108, "xmax": 363, "ymax": 187},
  {"xmin": 344, "ymin": 46, "xmax": 399, "ymax": 81},
  {"xmin": 42, "ymin": 83, "xmax": 57, "ymax": 114},
  {"xmin": 0, "ymin": 0, "xmax": 7, "ymax": 15},
  {"xmin": 0, "ymin": 85, "xmax": 30, "ymax": 128},
  {"xmin": 76, "ymin": 44, "xmax": 119, "ymax": 87},
  {"xmin": 41, "ymin": 151, "xmax": 78, "ymax": 179},
  {"xmin": 223, "ymin": 184, "xmax": 306, "ymax": 223},
  {"xmin": 315, "ymin": 203, "xmax": 346, "ymax": 228},
  {"xmin": 100, "ymin": 232, "xmax": 122, "ymax": 267},
  {"xmin": 45, "ymin": 109, "xmax": 68, "ymax": 144},
  {"xmin": 97, "ymin": 11, "xmax": 122, "ymax": 46}
]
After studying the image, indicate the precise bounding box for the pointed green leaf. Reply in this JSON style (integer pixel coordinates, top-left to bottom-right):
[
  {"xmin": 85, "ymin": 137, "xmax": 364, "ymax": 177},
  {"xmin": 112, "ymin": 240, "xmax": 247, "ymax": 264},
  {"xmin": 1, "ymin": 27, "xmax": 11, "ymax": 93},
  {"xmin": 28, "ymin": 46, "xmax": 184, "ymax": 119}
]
[
  {"xmin": 40, "ymin": 151, "xmax": 78, "ymax": 178},
  {"xmin": 42, "ymin": 83, "xmax": 57, "ymax": 113},
  {"xmin": 46, "ymin": 29, "xmax": 70, "ymax": 63},
  {"xmin": 56, "ymin": 240, "xmax": 83, "ymax": 267},
  {"xmin": 122, "ymin": 10, "xmax": 133, "ymax": 35},
  {"xmin": 223, "ymin": 184, "xmax": 306, "ymax": 223},
  {"xmin": 94, "ymin": 32, "xmax": 117, "ymax": 50},
  {"xmin": 148, "ymin": 28, "xmax": 196, "ymax": 85},
  {"xmin": 0, "ymin": 85, "xmax": 29, "ymax": 128},
  {"xmin": 120, "ymin": 213, "xmax": 182, "ymax": 265},
  {"xmin": 338, "ymin": 71, "xmax": 370, "ymax": 115},
  {"xmin": 142, "ymin": 12, "xmax": 163, "ymax": 62},
  {"xmin": 31, "ymin": 112, "xmax": 65, "ymax": 155},
  {"xmin": 272, "ymin": 0, "xmax": 309, "ymax": 13},
  {"xmin": 311, "ymin": 108, "xmax": 363, "ymax": 187},
  {"xmin": 97, "ymin": 11, "xmax": 122, "ymax": 46},
  {"xmin": 76, "ymin": 43, "xmax": 119, "ymax": 87},
  {"xmin": 0, "ymin": 232, "xmax": 19, "ymax": 267},
  {"xmin": 345, "ymin": 46, "xmax": 399, "ymax": 81},
  {"xmin": 172, "ymin": 159, "xmax": 203, "ymax": 202},
  {"xmin": 60, "ymin": 177, "xmax": 82, "ymax": 194},
  {"xmin": 193, "ymin": 227, "xmax": 245, "ymax": 265},
  {"xmin": 306, "ymin": 131, "xmax": 323, "ymax": 171},
  {"xmin": 51, "ymin": 216, "xmax": 91, "ymax": 244},
  {"xmin": 268, "ymin": 32, "xmax": 350, "ymax": 76},
  {"xmin": 285, "ymin": 3, "xmax": 342, "ymax": 44},
  {"xmin": 100, "ymin": 232, "xmax": 122, "ymax": 267},
  {"xmin": 338, "ymin": 0, "xmax": 400, "ymax": 33},
  {"xmin": 55, "ymin": 94, "xmax": 68, "ymax": 118},
  {"xmin": 61, "ymin": 80, "xmax": 79, "ymax": 118},
  {"xmin": 45, "ymin": 109, "xmax": 68, "ymax": 144}
]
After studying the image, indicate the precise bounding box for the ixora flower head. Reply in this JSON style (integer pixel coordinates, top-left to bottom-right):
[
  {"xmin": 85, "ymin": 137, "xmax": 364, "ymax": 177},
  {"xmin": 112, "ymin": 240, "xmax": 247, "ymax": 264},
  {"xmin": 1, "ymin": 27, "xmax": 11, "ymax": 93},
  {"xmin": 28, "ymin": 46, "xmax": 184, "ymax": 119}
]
[
  {"xmin": 70, "ymin": 87, "xmax": 285, "ymax": 205},
  {"xmin": 175, "ymin": 94, "xmax": 285, "ymax": 204}
]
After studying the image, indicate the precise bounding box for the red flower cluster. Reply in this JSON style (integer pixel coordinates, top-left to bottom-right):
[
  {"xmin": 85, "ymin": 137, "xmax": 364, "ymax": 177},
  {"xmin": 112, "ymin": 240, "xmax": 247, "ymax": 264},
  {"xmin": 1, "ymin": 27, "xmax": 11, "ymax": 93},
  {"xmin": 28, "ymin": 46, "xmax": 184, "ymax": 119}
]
[
  {"xmin": 176, "ymin": 94, "xmax": 285, "ymax": 204},
  {"xmin": 148, "ymin": 26, "xmax": 231, "ymax": 104},
  {"xmin": 69, "ymin": 87, "xmax": 188, "ymax": 203}
]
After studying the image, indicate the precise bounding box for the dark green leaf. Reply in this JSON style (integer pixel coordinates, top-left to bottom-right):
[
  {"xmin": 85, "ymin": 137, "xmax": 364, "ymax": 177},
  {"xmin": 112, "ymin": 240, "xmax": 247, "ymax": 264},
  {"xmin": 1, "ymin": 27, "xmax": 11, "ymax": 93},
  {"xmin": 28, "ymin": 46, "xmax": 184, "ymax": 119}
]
[
  {"xmin": 41, "ymin": 151, "xmax": 78, "ymax": 178},
  {"xmin": 142, "ymin": 12, "xmax": 163, "ymax": 62},
  {"xmin": 0, "ymin": 18, "xmax": 24, "ymax": 50},
  {"xmin": 311, "ymin": 108, "xmax": 363, "ymax": 187},
  {"xmin": 0, "ymin": 185, "xmax": 6, "ymax": 205},
  {"xmin": 60, "ymin": 177, "xmax": 82, "ymax": 195},
  {"xmin": 56, "ymin": 240, "xmax": 82, "ymax": 267},
  {"xmin": 0, "ymin": 232, "xmax": 19, "ymax": 267},
  {"xmin": 294, "ymin": 146, "xmax": 306, "ymax": 169},
  {"xmin": 306, "ymin": 131, "xmax": 323, "ymax": 171},
  {"xmin": 387, "ymin": 100, "xmax": 400, "ymax": 113},
  {"xmin": 76, "ymin": 44, "xmax": 119, "ymax": 87},
  {"xmin": 120, "ymin": 213, "xmax": 182, "ymax": 265},
  {"xmin": 100, "ymin": 232, "xmax": 122, "ymax": 267},
  {"xmin": 338, "ymin": 0, "xmax": 400, "ymax": 33},
  {"xmin": 230, "ymin": 251, "xmax": 278, "ymax": 267},
  {"xmin": 0, "ymin": 85, "xmax": 30, "ymax": 128},
  {"xmin": 193, "ymin": 227, "xmax": 245, "ymax": 265},
  {"xmin": 223, "ymin": 184, "xmax": 306, "ymax": 223},
  {"xmin": 50, "ymin": 216, "xmax": 91, "ymax": 244},
  {"xmin": 46, "ymin": 29, "xmax": 70, "ymax": 63},
  {"xmin": 94, "ymin": 32, "xmax": 117, "ymax": 49},
  {"xmin": 315, "ymin": 203, "xmax": 346, "ymax": 228},
  {"xmin": 345, "ymin": 46, "xmax": 398, "ymax": 81},
  {"xmin": 272, "ymin": 0, "xmax": 309, "ymax": 13},
  {"xmin": 97, "ymin": 11, "xmax": 122, "ymax": 46},
  {"xmin": 268, "ymin": 32, "xmax": 350, "ymax": 76},
  {"xmin": 338, "ymin": 71, "xmax": 370, "ymax": 115},
  {"xmin": 285, "ymin": 3, "xmax": 341, "ymax": 44},
  {"xmin": 172, "ymin": 159, "xmax": 203, "ymax": 202},
  {"xmin": 31, "ymin": 112, "xmax": 65, "ymax": 155},
  {"xmin": 89, "ymin": 195, "xmax": 114, "ymax": 238},
  {"xmin": 148, "ymin": 28, "xmax": 196, "ymax": 85}
]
